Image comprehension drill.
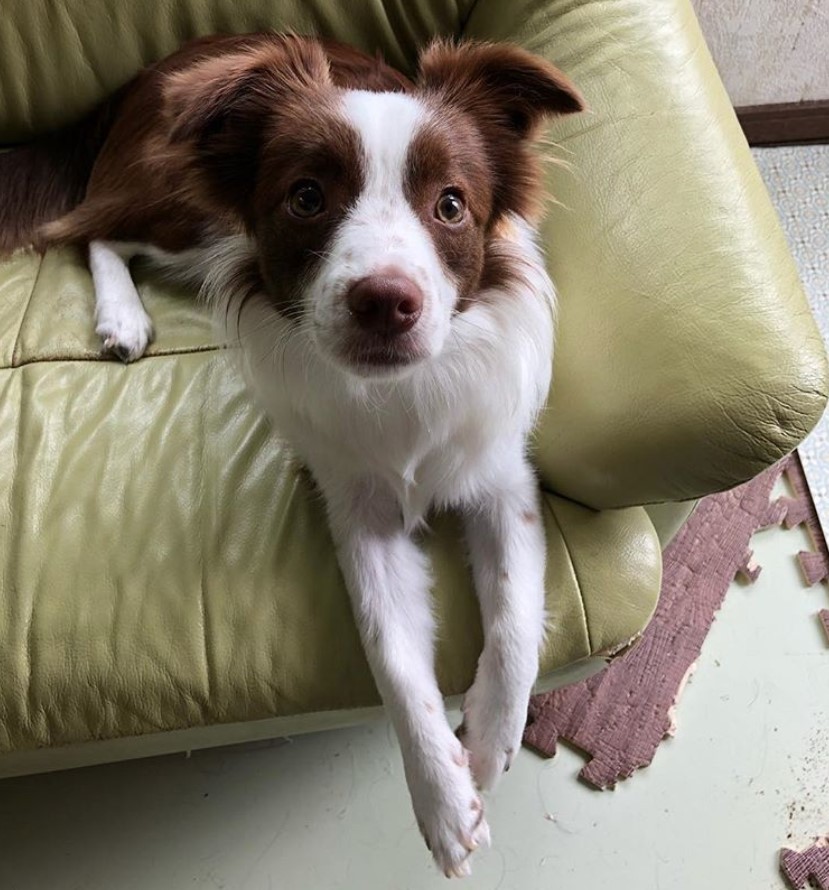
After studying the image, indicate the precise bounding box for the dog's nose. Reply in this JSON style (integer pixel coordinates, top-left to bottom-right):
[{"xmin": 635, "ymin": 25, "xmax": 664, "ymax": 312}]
[{"xmin": 346, "ymin": 274, "xmax": 423, "ymax": 335}]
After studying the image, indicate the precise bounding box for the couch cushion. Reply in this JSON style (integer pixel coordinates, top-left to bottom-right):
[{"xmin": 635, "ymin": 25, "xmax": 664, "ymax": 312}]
[{"xmin": 0, "ymin": 247, "xmax": 661, "ymax": 757}]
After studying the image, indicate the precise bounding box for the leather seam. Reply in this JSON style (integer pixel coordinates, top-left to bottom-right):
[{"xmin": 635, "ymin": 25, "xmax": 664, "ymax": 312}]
[
  {"xmin": 3, "ymin": 344, "xmax": 220, "ymax": 371},
  {"xmin": 196, "ymin": 360, "xmax": 213, "ymax": 713},
  {"xmin": 544, "ymin": 498, "xmax": 594, "ymax": 654},
  {"xmin": 5, "ymin": 360, "xmax": 31, "ymax": 726}
]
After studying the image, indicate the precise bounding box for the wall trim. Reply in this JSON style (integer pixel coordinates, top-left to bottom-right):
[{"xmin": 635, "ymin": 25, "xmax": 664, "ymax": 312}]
[{"xmin": 737, "ymin": 100, "xmax": 829, "ymax": 146}]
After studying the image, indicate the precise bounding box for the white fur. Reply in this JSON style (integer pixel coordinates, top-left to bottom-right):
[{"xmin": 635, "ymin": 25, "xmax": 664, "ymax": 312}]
[
  {"xmin": 90, "ymin": 91, "xmax": 556, "ymax": 877},
  {"xmin": 311, "ymin": 91, "xmax": 456, "ymax": 369},
  {"xmin": 89, "ymin": 240, "xmax": 154, "ymax": 361},
  {"xmin": 202, "ymin": 211, "xmax": 554, "ymax": 877}
]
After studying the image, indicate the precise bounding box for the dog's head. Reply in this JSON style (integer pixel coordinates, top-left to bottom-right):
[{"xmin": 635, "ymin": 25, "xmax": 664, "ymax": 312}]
[{"xmin": 165, "ymin": 35, "xmax": 584, "ymax": 377}]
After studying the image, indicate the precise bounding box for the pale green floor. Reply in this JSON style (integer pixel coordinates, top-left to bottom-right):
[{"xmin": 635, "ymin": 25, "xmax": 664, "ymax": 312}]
[{"xmin": 1, "ymin": 475, "xmax": 827, "ymax": 890}]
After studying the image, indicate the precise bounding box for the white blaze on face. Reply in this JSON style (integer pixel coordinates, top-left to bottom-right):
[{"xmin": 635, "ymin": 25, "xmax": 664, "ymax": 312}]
[{"xmin": 310, "ymin": 89, "xmax": 458, "ymax": 366}]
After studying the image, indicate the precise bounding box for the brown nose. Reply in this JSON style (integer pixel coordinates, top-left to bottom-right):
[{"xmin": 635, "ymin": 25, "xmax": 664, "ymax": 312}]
[{"xmin": 346, "ymin": 274, "xmax": 423, "ymax": 335}]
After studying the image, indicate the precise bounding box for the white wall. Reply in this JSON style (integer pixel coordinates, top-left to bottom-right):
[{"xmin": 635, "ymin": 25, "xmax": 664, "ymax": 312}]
[{"xmin": 692, "ymin": 0, "xmax": 829, "ymax": 106}]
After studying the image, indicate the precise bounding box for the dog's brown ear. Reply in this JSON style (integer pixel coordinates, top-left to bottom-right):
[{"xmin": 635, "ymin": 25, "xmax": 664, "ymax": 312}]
[
  {"xmin": 165, "ymin": 37, "xmax": 331, "ymax": 142},
  {"xmin": 417, "ymin": 40, "xmax": 584, "ymax": 139},
  {"xmin": 418, "ymin": 40, "xmax": 584, "ymax": 221},
  {"xmin": 164, "ymin": 35, "xmax": 331, "ymax": 216}
]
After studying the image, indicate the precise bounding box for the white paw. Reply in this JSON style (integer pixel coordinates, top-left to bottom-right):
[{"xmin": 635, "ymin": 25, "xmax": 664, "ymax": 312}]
[
  {"xmin": 408, "ymin": 731, "xmax": 491, "ymax": 877},
  {"xmin": 457, "ymin": 670, "xmax": 529, "ymax": 791},
  {"xmin": 96, "ymin": 305, "xmax": 154, "ymax": 363}
]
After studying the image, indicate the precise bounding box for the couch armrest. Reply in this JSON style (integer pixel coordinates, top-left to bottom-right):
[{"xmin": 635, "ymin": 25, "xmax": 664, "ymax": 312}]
[{"xmin": 465, "ymin": 0, "xmax": 827, "ymax": 509}]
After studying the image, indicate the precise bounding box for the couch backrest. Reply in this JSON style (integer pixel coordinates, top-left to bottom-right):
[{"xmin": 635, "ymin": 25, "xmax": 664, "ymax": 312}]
[{"xmin": 0, "ymin": 0, "xmax": 471, "ymax": 142}]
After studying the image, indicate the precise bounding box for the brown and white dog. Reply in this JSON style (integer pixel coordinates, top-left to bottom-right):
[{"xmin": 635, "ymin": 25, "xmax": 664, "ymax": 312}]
[{"xmin": 0, "ymin": 33, "xmax": 583, "ymax": 876}]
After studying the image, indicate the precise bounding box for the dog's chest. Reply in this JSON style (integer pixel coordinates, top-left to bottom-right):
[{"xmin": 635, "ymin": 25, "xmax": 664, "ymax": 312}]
[
  {"xmin": 382, "ymin": 432, "xmax": 487, "ymax": 527},
  {"xmin": 282, "ymin": 382, "xmax": 503, "ymax": 523}
]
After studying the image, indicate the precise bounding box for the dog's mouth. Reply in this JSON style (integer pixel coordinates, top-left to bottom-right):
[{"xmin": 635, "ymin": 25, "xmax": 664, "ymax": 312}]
[
  {"xmin": 341, "ymin": 336, "xmax": 426, "ymax": 376},
  {"xmin": 311, "ymin": 321, "xmax": 430, "ymax": 377}
]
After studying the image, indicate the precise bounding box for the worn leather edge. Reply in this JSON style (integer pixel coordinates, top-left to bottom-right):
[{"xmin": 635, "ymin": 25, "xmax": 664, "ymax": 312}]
[{"xmin": 0, "ymin": 655, "xmax": 610, "ymax": 779}]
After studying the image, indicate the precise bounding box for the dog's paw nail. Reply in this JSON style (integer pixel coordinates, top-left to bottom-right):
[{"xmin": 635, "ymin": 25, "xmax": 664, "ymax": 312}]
[
  {"xmin": 462, "ymin": 833, "xmax": 478, "ymax": 852},
  {"xmin": 453, "ymin": 746, "xmax": 469, "ymax": 768},
  {"xmin": 471, "ymin": 797, "xmax": 482, "ymax": 813},
  {"xmin": 96, "ymin": 310, "xmax": 153, "ymax": 363},
  {"xmin": 445, "ymin": 860, "xmax": 471, "ymax": 879},
  {"xmin": 472, "ymin": 805, "xmax": 485, "ymax": 830},
  {"xmin": 102, "ymin": 338, "xmax": 129, "ymax": 362},
  {"xmin": 101, "ymin": 335, "xmax": 140, "ymax": 363},
  {"xmin": 474, "ymin": 816, "xmax": 491, "ymax": 849}
]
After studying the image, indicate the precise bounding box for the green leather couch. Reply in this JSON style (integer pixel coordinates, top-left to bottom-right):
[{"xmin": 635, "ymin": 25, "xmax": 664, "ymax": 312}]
[{"xmin": 0, "ymin": 0, "xmax": 826, "ymax": 778}]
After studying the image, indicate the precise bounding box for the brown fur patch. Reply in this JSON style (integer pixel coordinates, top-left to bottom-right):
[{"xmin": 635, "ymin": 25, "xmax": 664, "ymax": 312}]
[
  {"xmin": 418, "ymin": 40, "xmax": 584, "ymax": 222},
  {"xmin": 162, "ymin": 35, "xmax": 335, "ymax": 223},
  {"xmin": 32, "ymin": 34, "xmax": 412, "ymax": 256},
  {"xmin": 479, "ymin": 237, "xmax": 521, "ymax": 294},
  {"xmin": 219, "ymin": 251, "xmax": 268, "ymax": 340},
  {"xmin": 404, "ymin": 111, "xmax": 492, "ymax": 311},
  {"xmin": 404, "ymin": 41, "xmax": 583, "ymax": 309},
  {"xmin": 323, "ymin": 40, "xmax": 412, "ymax": 93},
  {"xmin": 0, "ymin": 91, "xmax": 126, "ymax": 255},
  {"xmin": 254, "ymin": 104, "xmax": 364, "ymax": 311}
]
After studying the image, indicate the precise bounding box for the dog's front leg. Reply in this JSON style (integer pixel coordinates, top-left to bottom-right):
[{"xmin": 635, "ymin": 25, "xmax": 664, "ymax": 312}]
[
  {"xmin": 89, "ymin": 240, "xmax": 154, "ymax": 362},
  {"xmin": 460, "ymin": 452, "xmax": 547, "ymax": 790},
  {"xmin": 324, "ymin": 478, "xmax": 490, "ymax": 877}
]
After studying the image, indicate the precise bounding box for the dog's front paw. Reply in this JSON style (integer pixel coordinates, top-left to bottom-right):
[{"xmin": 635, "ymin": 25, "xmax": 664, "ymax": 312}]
[
  {"xmin": 96, "ymin": 306, "xmax": 154, "ymax": 363},
  {"xmin": 456, "ymin": 671, "xmax": 528, "ymax": 791},
  {"xmin": 408, "ymin": 732, "xmax": 491, "ymax": 877}
]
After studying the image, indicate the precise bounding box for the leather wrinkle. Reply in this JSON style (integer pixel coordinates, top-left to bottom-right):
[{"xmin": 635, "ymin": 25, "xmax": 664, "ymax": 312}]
[
  {"xmin": 10, "ymin": 254, "xmax": 45, "ymax": 367},
  {"xmin": 545, "ymin": 498, "xmax": 593, "ymax": 654}
]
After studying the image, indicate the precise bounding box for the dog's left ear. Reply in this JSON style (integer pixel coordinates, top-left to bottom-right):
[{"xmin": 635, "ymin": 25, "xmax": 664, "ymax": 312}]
[
  {"xmin": 418, "ymin": 41, "xmax": 584, "ymax": 220},
  {"xmin": 417, "ymin": 40, "xmax": 585, "ymax": 139}
]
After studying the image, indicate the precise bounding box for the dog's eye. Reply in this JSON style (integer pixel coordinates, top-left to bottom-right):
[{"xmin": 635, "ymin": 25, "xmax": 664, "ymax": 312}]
[
  {"xmin": 435, "ymin": 190, "xmax": 466, "ymax": 225},
  {"xmin": 287, "ymin": 181, "xmax": 325, "ymax": 218}
]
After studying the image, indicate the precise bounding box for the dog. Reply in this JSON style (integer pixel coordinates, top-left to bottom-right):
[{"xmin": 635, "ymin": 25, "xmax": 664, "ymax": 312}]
[{"xmin": 0, "ymin": 33, "xmax": 584, "ymax": 876}]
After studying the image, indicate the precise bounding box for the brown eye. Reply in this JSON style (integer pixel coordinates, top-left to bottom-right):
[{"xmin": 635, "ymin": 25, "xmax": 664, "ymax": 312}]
[
  {"xmin": 288, "ymin": 181, "xmax": 325, "ymax": 218},
  {"xmin": 435, "ymin": 190, "xmax": 466, "ymax": 224}
]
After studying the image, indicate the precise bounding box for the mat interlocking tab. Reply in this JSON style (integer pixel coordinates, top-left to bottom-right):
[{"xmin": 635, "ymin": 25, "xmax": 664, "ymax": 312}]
[
  {"xmin": 779, "ymin": 452, "xmax": 829, "ymax": 590},
  {"xmin": 524, "ymin": 461, "xmax": 787, "ymax": 788},
  {"xmin": 780, "ymin": 839, "xmax": 829, "ymax": 890}
]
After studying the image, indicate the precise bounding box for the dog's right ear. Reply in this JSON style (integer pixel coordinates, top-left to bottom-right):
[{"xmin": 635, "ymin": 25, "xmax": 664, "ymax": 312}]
[
  {"xmin": 417, "ymin": 40, "xmax": 584, "ymax": 221},
  {"xmin": 418, "ymin": 40, "xmax": 584, "ymax": 139},
  {"xmin": 164, "ymin": 36, "xmax": 331, "ymax": 218}
]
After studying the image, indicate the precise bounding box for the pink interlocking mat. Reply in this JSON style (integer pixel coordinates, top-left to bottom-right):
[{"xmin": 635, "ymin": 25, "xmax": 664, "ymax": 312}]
[
  {"xmin": 522, "ymin": 454, "xmax": 829, "ymax": 885},
  {"xmin": 780, "ymin": 839, "xmax": 829, "ymax": 890}
]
